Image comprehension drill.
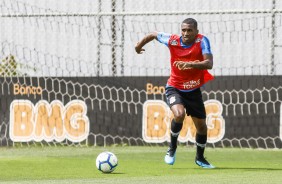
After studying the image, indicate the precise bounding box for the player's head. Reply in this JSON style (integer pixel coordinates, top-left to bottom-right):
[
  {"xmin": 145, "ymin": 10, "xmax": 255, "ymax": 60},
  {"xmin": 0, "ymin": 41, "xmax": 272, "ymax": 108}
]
[{"xmin": 181, "ymin": 18, "xmax": 199, "ymax": 45}]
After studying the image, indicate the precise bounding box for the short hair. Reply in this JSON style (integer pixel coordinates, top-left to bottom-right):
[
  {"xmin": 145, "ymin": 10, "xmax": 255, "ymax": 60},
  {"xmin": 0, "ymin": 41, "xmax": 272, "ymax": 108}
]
[{"xmin": 182, "ymin": 18, "xmax": 198, "ymax": 29}]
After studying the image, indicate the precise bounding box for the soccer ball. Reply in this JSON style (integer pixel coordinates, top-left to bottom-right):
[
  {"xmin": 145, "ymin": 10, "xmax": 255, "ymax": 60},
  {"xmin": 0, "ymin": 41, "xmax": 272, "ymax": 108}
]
[{"xmin": 96, "ymin": 151, "xmax": 118, "ymax": 173}]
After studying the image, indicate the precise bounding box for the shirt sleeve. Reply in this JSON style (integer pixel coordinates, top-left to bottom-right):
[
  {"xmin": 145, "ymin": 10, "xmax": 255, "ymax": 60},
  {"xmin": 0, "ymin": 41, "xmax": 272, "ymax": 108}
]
[
  {"xmin": 156, "ymin": 32, "xmax": 172, "ymax": 46},
  {"xmin": 201, "ymin": 36, "xmax": 212, "ymax": 54}
]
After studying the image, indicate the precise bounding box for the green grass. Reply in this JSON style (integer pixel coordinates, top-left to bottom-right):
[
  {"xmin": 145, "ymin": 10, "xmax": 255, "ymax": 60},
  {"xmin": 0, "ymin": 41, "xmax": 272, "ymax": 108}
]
[{"xmin": 0, "ymin": 146, "xmax": 282, "ymax": 184}]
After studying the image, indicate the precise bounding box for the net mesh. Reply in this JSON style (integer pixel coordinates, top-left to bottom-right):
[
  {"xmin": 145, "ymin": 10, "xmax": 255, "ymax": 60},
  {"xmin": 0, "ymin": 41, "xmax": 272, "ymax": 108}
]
[{"xmin": 0, "ymin": 0, "xmax": 282, "ymax": 148}]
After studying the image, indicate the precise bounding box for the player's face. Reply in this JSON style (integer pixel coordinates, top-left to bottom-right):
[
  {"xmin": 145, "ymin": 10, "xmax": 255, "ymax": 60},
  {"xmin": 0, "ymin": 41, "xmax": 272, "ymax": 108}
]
[{"xmin": 181, "ymin": 23, "xmax": 198, "ymax": 45}]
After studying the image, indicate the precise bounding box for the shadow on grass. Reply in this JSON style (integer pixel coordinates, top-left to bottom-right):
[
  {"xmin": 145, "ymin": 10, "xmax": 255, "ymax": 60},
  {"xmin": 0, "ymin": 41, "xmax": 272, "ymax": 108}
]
[{"xmin": 101, "ymin": 172, "xmax": 126, "ymax": 175}]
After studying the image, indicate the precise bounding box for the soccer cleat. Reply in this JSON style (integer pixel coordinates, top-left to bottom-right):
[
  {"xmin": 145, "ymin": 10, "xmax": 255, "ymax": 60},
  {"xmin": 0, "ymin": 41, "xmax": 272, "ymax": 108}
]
[
  {"xmin": 164, "ymin": 147, "xmax": 176, "ymax": 165},
  {"xmin": 195, "ymin": 156, "xmax": 215, "ymax": 169}
]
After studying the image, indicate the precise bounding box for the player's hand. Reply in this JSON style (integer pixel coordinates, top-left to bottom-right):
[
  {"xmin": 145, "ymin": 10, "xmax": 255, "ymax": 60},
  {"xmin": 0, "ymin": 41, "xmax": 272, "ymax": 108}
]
[
  {"xmin": 174, "ymin": 60, "xmax": 200, "ymax": 70},
  {"xmin": 174, "ymin": 61, "xmax": 184, "ymax": 70},
  {"xmin": 174, "ymin": 61, "xmax": 192, "ymax": 70},
  {"xmin": 135, "ymin": 42, "xmax": 145, "ymax": 54}
]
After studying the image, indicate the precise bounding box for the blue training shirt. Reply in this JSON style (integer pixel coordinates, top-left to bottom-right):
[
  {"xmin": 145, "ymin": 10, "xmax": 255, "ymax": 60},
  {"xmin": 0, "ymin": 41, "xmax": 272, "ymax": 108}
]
[{"xmin": 156, "ymin": 32, "xmax": 212, "ymax": 54}]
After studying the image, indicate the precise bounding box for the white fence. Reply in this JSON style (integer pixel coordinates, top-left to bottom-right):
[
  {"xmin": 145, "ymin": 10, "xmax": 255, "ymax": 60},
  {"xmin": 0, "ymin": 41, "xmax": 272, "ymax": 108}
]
[{"xmin": 0, "ymin": 0, "xmax": 282, "ymax": 76}]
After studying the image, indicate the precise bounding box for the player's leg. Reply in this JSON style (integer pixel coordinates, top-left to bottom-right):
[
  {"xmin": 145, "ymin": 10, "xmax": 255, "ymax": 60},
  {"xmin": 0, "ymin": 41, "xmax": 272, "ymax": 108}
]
[
  {"xmin": 165, "ymin": 104, "xmax": 185, "ymax": 165},
  {"xmin": 183, "ymin": 88, "xmax": 215, "ymax": 168},
  {"xmin": 192, "ymin": 117, "xmax": 215, "ymax": 168},
  {"xmin": 164, "ymin": 87, "xmax": 185, "ymax": 165},
  {"xmin": 170, "ymin": 104, "xmax": 185, "ymax": 149},
  {"xmin": 192, "ymin": 117, "xmax": 207, "ymax": 159}
]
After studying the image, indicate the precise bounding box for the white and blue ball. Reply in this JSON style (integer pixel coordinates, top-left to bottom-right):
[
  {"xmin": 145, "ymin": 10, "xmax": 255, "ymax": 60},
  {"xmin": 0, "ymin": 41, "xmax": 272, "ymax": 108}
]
[{"xmin": 96, "ymin": 151, "xmax": 118, "ymax": 173}]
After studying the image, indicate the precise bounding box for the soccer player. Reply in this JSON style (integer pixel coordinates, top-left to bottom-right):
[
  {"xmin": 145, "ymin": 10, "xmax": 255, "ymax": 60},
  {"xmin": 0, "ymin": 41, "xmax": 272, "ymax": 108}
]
[{"xmin": 135, "ymin": 18, "xmax": 215, "ymax": 168}]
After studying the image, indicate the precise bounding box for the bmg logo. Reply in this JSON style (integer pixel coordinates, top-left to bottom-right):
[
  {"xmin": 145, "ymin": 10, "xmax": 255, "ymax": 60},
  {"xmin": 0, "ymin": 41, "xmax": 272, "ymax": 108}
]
[
  {"xmin": 142, "ymin": 99, "xmax": 225, "ymax": 143},
  {"xmin": 9, "ymin": 100, "xmax": 89, "ymax": 143}
]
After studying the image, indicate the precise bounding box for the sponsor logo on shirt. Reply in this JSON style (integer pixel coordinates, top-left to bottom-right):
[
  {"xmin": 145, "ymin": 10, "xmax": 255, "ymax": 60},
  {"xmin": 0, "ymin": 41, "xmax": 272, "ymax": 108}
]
[{"xmin": 183, "ymin": 79, "xmax": 201, "ymax": 89}]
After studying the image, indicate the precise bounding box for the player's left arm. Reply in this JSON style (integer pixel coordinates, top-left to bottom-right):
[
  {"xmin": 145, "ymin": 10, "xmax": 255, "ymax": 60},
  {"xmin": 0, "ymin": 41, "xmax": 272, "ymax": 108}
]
[
  {"xmin": 174, "ymin": 55, "xmax": 213, "ymax": 70},
  {"xmin": 190, "ymin": 54, "xmax": 213, "ymax": 70}
]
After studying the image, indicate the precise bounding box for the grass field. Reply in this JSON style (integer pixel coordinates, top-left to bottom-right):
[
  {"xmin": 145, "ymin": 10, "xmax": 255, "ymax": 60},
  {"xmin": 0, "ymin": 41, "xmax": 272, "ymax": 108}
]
[{"xmin": 0, "ymin": 146, "xmax": 281, "ymax": 184}]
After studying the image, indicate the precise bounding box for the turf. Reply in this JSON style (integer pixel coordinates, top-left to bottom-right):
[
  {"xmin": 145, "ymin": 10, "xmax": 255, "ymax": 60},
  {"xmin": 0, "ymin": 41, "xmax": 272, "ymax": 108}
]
[{"xmin": 0, "ymin": 146, "xmax": 281, "ymax": 184}]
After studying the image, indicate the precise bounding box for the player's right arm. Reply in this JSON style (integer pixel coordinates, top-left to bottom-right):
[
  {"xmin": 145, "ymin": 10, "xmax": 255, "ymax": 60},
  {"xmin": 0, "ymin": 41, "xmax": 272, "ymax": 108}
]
[{"xmin": 135, "ymin": 32, "xmax": 158, "ymax": 54}]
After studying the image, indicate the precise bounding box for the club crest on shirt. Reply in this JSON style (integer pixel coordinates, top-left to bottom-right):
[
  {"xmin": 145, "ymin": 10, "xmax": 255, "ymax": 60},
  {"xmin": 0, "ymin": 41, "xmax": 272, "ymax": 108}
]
[
  {"xmin": 195, "ymin": 38, "xmax": 201, "ymax": 43},
  {"xmin": 170, "ymin": 40, "xmax": 178, "ymax": 46}
]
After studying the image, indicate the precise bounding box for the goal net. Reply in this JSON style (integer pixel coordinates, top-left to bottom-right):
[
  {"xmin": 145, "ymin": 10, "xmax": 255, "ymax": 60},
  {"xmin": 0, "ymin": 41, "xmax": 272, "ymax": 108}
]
[{"xmin": 0, "ymin": 0, "xmax": 282, "ymax": 149}]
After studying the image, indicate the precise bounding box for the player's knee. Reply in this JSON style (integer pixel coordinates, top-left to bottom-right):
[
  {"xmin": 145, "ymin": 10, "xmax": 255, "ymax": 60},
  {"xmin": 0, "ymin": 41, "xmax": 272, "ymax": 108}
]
[{"xmin": 173, "ymin": 109, "xmax": 186, "ymax": 122}]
